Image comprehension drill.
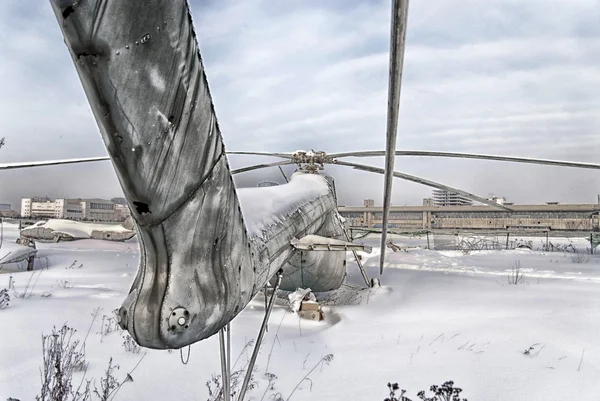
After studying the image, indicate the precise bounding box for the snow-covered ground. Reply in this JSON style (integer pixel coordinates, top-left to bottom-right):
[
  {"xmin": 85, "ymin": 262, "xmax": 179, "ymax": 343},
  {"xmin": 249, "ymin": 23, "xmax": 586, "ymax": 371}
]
[
  {"xmin": 1, "ymin": 224, "xmax": 599, "ymax": 400},
  {"xmin": 0, "ymin": 241, "xmax": 37, "ymax": 265}
]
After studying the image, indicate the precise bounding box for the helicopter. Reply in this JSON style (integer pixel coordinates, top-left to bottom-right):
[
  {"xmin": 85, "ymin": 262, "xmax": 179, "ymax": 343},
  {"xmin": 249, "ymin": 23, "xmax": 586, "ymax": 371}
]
[
  {"xmin": 1, "ymin": 0, "xmax": 599, "ymax": 347},
  {"xmin": 2, "ymin": 1, "xmax": 600, "ymax": 400}
]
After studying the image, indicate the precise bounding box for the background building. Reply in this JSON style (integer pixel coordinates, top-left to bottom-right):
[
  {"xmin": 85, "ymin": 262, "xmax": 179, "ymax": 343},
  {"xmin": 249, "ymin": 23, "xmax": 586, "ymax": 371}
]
[
  {"xmin": 111, "ymin": 197, "xmax": 128, "ymax": 205},
  {"xmin": 339, "ymin": 199, "xmax": 600, "ymax": 231},
  {"xmin": 21, "ymin": 197, "xmax": 119, "ymax": 221},
  {"xmin": 114, "ymin": 204, "xmax": 132, "ymax": 221},
  {"xmin": 432, "ymin": 190, "xmax": 473, "ymax": 206},
  {"xmin": 81, "ymin": 199, "xmax": 116, "ymax": 221},
  {"xmin": 21, "ymin": 197, "xmax": 58, "ymax": 218},
  {"xmin": 0, "ymin": 203, "xmax": 18, "ymax": 218}
]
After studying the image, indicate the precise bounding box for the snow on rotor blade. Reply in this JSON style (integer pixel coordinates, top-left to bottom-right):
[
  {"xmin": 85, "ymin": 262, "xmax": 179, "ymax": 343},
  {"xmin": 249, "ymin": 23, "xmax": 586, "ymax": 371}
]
[
  {"xmin": 231, "ymin": 160, "xmax": 295, "ymax": 175},
  {"xmin": 381, "ymin": 0, "xmax": 410, "ymax": 275},
  {"xmin": 0, "ymin": 156, "xmax": 110, "ymax": 170},
  {"xmin": 335, "ymin": 160, "xmax": 512, "ymax": 211},
  {"xmin": 329, "ymin": 150, "xmax": 600, "ymax": 170},
  {"xmin": 227, "ymin": 151, "xmax": 294, "ymax": 159}
]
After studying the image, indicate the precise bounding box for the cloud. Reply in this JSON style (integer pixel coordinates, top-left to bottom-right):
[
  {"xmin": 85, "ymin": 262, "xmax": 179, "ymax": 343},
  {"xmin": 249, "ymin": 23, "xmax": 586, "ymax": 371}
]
[{"xmin": 1, "ymin": 0, "xmax": 599, "ymax": 212}]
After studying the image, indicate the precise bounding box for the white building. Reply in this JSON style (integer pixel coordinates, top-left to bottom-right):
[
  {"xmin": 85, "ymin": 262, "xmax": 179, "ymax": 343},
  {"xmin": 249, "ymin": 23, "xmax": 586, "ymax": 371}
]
[
  {"xmin": 432, "ymin": 190, "xmax": 473, "ymax": 206},
  {"xmin": 81, "ymin": 199, "xmax": 116, "ymax": 221},
  {"xmin": 21, "ymin": 198, "xmax": 58, "ymax": 218},
  {"xmin": 114, "ymin": 204, "xmax": 131, "ymax": 221},
  {"xmin": 21, "ymin": 197, "xmax": 117, "ymax": 221}
]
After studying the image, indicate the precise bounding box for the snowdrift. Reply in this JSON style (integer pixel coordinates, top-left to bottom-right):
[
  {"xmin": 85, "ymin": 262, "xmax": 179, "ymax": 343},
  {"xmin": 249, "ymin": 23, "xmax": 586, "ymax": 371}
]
[{"xmin": 0, "ymin": 242, "xmax": 37, "ymax": 265}]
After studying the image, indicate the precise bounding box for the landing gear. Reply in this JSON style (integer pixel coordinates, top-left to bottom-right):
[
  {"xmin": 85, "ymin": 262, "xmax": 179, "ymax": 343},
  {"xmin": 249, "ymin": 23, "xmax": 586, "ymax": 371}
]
[
  {"xmin": 219, "ymin": 269, "xmax": 283, "ymax": 401},
  {"xmin": 218, "ymin": 325, "xmax": 231, "ymax": 401}
]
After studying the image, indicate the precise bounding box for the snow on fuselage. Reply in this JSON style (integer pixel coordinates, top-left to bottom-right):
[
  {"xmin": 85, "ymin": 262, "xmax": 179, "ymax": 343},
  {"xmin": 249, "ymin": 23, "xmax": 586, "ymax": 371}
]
[{"xmin": 238, "ymin": 172, "xmax": 347, "ymax": 292}]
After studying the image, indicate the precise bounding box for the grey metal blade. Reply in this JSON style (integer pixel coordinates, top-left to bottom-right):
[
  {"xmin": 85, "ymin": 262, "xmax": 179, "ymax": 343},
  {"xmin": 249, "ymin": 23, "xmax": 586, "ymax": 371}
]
[
  {"xmin": 335, "ymin": 160, "xmax": 512, "ymax": 211},
  {"xmin": 231, "ymin": 160, "xmax": 295, "ymax": 175},
  {"xmin": 381, "ymin": 0, "xmax": 410, "ymax": 274},
  {"xmin": 227, "ymin": 151, "xmax": 293, "ymax": 159},
  {"xmin": 329, "ymin": 150, "xmax": 600, "ymax": 170},
  {"xmin": 0, "ymin": 156, "xmax": 110, "ymax": 170}
]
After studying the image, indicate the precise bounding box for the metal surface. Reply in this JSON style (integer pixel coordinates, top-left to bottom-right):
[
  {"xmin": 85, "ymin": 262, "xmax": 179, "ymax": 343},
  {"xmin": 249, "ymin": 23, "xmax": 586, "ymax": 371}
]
[
  {"xmin": 167, "ymin": 307, "xmax": 190, "ymax": 334},
  {"xmin": 226, "ymin": 324, "xmax": 231, "ymax": 400},
  {"xmin": 9, "ymin": 149, "xmax": 600, "ymax": 172},
  {"xmin": 335, "ymin": 160, "xmax": 512, "ymax": 211},
  {"xmin": 50, "ymin": 0, "xmax": 348, "ymax": 347},
  {"xmin": 231, "ymin": 160, "xmax": 294, "ymax": 175},
  {"xmin": 341, "ymin": 224, "xmax": 371, "ymax": 287},
  {"xmin": 276, "ymin": 200, "xmax": 348, "ymax": 291},
  {"xmin": 227, "ymin": 151, "xmax": 294, "ymax": 159},
  {"xmin": 237, "ymin": 271, "xmax": 282, "ymax": 401},
  {"xmin": 328, "ymin": 150, "xmax": 600, "ymax": 170},
  {"xmin": 278, "ymin": 166, "xmax": 289, "ymax": 183},
  {"xmin": 219, "ymin": 328, "xmax": 230, "ymax": 401},
  {"xmin": 0, "ymin": 156, "xmax": 110, "ymax": 170},
  {"xmin": 381, "ymin": 0, "xmax": 410, "ymax": 274},
  {"xmin": 281, "ymin": 249, "xmax": 347, "ymax": 291},
  {"xmin": 50, "ymin": 0, "xmax": 261, "ymax": 349},
  {"xmin": 290, "ymin": 236, "xmax": 372, "ymax": 252},
  {"xmin": 290, "ymin": 242, "xmax": 369, "ymax": 252}
]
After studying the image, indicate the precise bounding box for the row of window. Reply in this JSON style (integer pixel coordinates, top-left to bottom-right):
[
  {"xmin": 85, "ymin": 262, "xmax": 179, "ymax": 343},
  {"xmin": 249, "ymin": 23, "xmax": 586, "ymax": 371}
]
[{"xmin": 89, "ymin": 203, "xmax": 114, "ymax": 210}]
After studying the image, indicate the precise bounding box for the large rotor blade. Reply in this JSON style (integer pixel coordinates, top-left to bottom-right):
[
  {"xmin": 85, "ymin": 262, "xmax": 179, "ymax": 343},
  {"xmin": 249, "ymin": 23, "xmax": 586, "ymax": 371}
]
[
  {"xmin": 335, "ymin": 160, "xmax": 512, "ymax": 211},
  {"xmin": 381, "ymin": 0, "xmax": 410, "ymax": 274},
  {"xmin": 227, "ymin": 151, "xmax": 293, "ymax": 159},
  {"xmin": 0, "ymin": 156, "xmax": 110, "ymax": 171},
  {"xmin": 329, "ymin": 150, "xmax": 600, "ymax": 170},
  {"xmin": 231, "ymin": 160, "xmax": 295, "ymax": 175}
]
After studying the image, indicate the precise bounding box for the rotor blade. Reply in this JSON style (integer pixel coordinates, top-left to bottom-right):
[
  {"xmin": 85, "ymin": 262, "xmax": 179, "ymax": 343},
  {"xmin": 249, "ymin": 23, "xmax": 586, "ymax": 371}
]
[
  {"xmin": 335, "ymin": 160, "xmax": 512, "ymax": 211},
  {"xmin": 0, "ymin": 156, "xmax": 110, "ymax": 171},
  {"xmin": 329, "ymin": 150, "xmax": 600, "ymax": 170},
  {"xmin": 381, "ymin": 0, "xmax": 410, "ymax": 274},
  {"xmin": 278, "ymin": 166, "xmax": 289, "ymax": 183},
  {"xmin": 231, "ymin": 160, "xmax": 295, "ymax": 175},
  {"xmin": 227, "ymin": 151, "xmax": 293, "ymax": 159}
]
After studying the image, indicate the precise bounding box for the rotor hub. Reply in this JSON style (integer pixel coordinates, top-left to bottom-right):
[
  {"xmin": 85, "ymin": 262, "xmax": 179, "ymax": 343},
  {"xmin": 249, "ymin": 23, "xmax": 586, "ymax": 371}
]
[{"xmin": 291, "ymin": 150, "xmax": 332, "ymax": 173}]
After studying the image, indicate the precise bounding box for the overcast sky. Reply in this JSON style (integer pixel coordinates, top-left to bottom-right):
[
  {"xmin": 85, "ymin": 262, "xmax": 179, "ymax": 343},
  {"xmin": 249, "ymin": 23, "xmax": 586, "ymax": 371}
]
[{"xmin": 1, "ymin": 0, "xmax": 600, "ymax": 210}]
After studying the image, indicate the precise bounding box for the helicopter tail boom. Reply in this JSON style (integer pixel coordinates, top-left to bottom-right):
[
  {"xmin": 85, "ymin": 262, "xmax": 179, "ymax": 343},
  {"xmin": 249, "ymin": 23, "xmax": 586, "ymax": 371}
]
[{"xmin": 50, "ymin": 0, "xmax": 256, "ymax": 349}]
